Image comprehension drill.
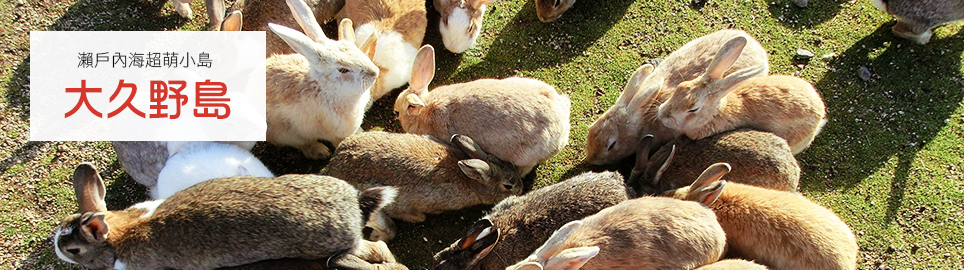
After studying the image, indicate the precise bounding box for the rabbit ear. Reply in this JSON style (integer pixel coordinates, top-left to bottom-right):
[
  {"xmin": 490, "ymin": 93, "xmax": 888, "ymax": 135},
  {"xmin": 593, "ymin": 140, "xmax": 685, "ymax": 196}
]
[
  {"xmin": 533, "ymin": 220, "xmax": 583, "ymax": 262},
  {"xmin": 457, "ymin": 219, "xmax": 500, "ymax": 265},
  {"xmin": 410, "ymin": 45, "xmax": 436, "ymax": 95},
  {"xmin": 616, "ymin": 64, "xmax": 654, "ymax": 106},
  {"xmin": 627, "ymin": 134, "xmax": 655, "ymax": 186},
  {"xmin": 652, "ymin": 144, "xmax": 676, "ymax": 187},
  {"xmin": 628, "ymin": 77, "xmax": 663, "ymax": 111},
  {"xmin": 80, "ymin": 212, "xmax": 109, "ymax": 243},
  {"xmin": 514, "ymin": 262, "xmax": 544, "ymax": 270},
  {"xmin": 360, "ymin": 34, "xmax": 378, "ymax": 59},
  {"xmin": 451, "ymin": 134, "xmax": 486, "ymax": 159},
  {"xmin": 269, "ymin": 23, "xmax": 328, "ymax": 65},
  {"xmin": 712, "ymin": 65, "xmax": 766, "ymax": 98},
  {"xmin": 338, "ymin": 18, "xmax": 355, "ymax": 43},
  {"xmin": 690, "ymin": 180, "xmax": 726, "ymax": 206},
  {"xmin": 458, "ymin": 159, "xmax": 491, "ymax": 182},
  {"xmin": 690, "ymin": 163, "xmax": 731, "ymax": 192},
  {"xmin": 544, "ymin": 246, "xmax": 600, "ymax": 270},
  {"xmin": 706, "ymin": 36, "xmax": 747, "ymax": 81},
  {"xmin": 286, "ymin": 0, "xmax": 328, "ymax": 43},
  {"xmin": 220, "ymin": 10, "xmax": 242, "ymax": 31},
  {"xmin": 73, "ymin": 163, "xmax": 107, "ymax": 213},
  {"xmin": 405, "ymin": 94, "xmax": 425, "ymax": 115},
  {"xmin": 471, "ymin": 0, "xmax": 493, "ymax": 8}
]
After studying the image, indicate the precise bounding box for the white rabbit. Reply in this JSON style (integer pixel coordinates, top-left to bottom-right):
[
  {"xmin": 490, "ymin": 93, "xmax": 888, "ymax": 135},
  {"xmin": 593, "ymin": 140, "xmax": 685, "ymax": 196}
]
[
  {"xmin": 434, "ymin": 0, "xmax": 492, "ymax": 53},
  {"xmin": 112, "ymin": 141, "xmax": 256, "ymax": 189},
  {"xmin": 153, "ymin": 141, "xmax": 274, "ymax": 199}
]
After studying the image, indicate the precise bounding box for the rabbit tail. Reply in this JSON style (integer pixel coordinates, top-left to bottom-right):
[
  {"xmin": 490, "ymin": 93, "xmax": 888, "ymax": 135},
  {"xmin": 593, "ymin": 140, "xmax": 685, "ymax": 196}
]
[{"xmin": 358, "ymin": 187, "xmax": 398, "ymax": 225}]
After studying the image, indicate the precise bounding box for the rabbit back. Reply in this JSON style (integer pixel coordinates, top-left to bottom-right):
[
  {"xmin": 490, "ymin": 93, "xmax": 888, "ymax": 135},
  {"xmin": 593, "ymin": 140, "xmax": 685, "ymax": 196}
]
[
  {"xmin": 112, "ymin": 141, "xmax": 169, "ymax": 187},
  {"xmin": 694, "ymin": 259, "xmax": 769, "ymax": 270},
  {"xmin": 115, "ymin": 175, "xmax": 366, "ymax": 269},
  {"xmin": 708, "ymin": 183, "xmax": 857, "ymax": 270},
  {"xmin": 650, "ymin": 129, "xmax": 800, "ymax": 193},
  {"xmin": 153, "ymin": 142, "xmax": 274, "ymax": 199},
  {"xmin": 401, "ymin": 78, "xmax": 571, "ymax": 175},
  {"xmin": 328, "ymin": 132, "xmax": 518, "ymax": 222},
  {"xmin": 569, "ymin": 198, "xmax": 725, "ymax": 270}
]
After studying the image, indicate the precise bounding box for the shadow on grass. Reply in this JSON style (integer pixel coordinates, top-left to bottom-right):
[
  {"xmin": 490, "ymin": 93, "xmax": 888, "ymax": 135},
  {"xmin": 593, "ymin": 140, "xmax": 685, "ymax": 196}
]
[
  {"xmin": 0, "ymin": 141, "xmax": 47, "ymax": 174},
  {"xmin": 802, "ymin": 22, "xmax": 964, "ymax": 223},
  {"xmin": 2, "ymin": 59, "xmax": 29, "ymax": 120},
  {"xmin": 765, "ymin": 0, "xmax": 849, "ymax": 29},
  {"xmin": 451, "ymin": 0, "xmax": 636, "ymax": 81},
  {"xmin": 49, "ymin": 0, "xmax": 188, "ymax": 31}
]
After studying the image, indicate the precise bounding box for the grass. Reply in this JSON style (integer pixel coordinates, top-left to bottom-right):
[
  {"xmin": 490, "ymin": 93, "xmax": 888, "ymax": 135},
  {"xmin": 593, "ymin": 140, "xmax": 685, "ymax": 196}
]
[{"xmin": 2, "ymin": 0, "xmax": 963, "ymax": 269}]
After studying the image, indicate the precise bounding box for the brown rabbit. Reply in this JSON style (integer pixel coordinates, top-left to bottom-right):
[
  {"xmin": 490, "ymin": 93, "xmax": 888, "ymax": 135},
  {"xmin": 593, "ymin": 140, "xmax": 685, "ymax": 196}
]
[
  {"xmin": 627, "ymin": 129, "xmax": 800, "ymax": 195},
  {"xmin": 395, "ymin": 45, "xmax": 571, "ymax": 176},
  {"xmin": 227, "ymin": 0, "xmax": 349, "ymax": 56},
  {"xmin": 585, "ymin": 29, "xmax": 769, "ymax": 165},
  {"xmin": 53, "ymin": 163, "xmax": 397, "ymax": 270},
  {"xmin": 657, "ymin": 71, "xmax": 827, "ymax": 155},
  {"xmin": 695, "ymin": 259, "xmax": 770, "ymax": 270},
  {"xmin": 433, "ymin": 171, "xmax": 633, "ymax": 270},
  {"xmin": 873, "ymin": 0, "xmax": 964, "ymax": 44},
  {"xmin": 220, "ymin": 240, "xmax": 407, "ymax": 270},
  {"xmin": 327, "ymin": 131, "xmax": 522, "ymax": 241},
  {"xmin": 506, "ymin": 197, "xmax": 726, "ymax": 270},
  {"xmin": 663, "ymin": 163, "xmax": 858, "ymax": 270}
]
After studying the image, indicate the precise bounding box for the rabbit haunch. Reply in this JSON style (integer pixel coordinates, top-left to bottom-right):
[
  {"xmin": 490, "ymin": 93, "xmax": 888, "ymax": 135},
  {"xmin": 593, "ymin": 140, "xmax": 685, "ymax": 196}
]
[{"xmin": 53, "ymin": 163, "xmax": 396, "ymax": 270}]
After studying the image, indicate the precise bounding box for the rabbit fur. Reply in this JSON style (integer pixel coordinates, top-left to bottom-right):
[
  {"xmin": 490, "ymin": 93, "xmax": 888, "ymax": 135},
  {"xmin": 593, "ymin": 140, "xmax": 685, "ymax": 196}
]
[
  {"xmin": 873, "ymin": 0, "xmax": 964, "ymax": 44},
  {"xmin": 328, "ymin": 131, "xmax": 523, "ymax": 241},
  {"xmin": 506, "ymin": 197, "xmax": 726, "ymax": 270},
  {"xmin": 338, "ymin": 0, "xmax": 427, "ymax": 101},
  {"xmin": 168, "ymin": 0, "xmax": 227, "ymax": 30},
  {"xmin": 663, "ymin": 163, "xmax": 858, "ymax": 270},
  {"xmin": 585, "ymin": 29, "xmax": 769, "ymax": 165},
  {"xmin": 694, "ymin": 259, "xmax": 770, "ymax": 270},
  {"xmin": 53, "ymin": 163, "xmax": 398, "ymax": 270},
  {"xmin": 434, "ymin": 0, "xmax": 492, "ymax": 53},
  {"xmin": 265, "ymin": 14, "xmax": 379, "ymax": 159},
  {"xmin": 220, "ymin": 240, "xmax": 407, "ymax": 270},
  {"xmin": 224, "ymin": 0, "xmax": 347, "ymax": 56},
  {"xmin": 395, "ymin": 45, "xmax": 571, "ymax": 176},
  {"xmin": 535, "ymin": 0, "xmax": 576, "ymax": 22},
  {"xmin": 433, "ymin": 171, "xmax": 633, "ymax": 270},
  {"xmin": 627, "ymin": 129, "xmax": 800, "ymax": 195},
  {"xmin": 112, "ymin": 141, "xmax": 256, "ymax": 188},
  {"xmin": 657, "ymin": 74, "xmax": 827, "ymax": 155},
  {"xmin": 153, "ymin": 141, "xmax": 274, "ymax": 199}
]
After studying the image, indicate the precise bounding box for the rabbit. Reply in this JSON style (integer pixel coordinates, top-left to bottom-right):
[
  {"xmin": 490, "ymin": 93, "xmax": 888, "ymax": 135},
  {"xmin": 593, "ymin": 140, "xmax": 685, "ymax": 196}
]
[
  {"xmin": 433, "ymin": 171, "xmax": 633, "ymax": 270},
  {"xmin": 53, "ymin": 163, "xmax": 399, "ymax": 270},
  {"xmin": 264, "ymin": 3, "xmax": 380, "ymax": 159},
  {"xmin": 153, "ymin": 141, "xmax": 274, "ymax": 199},
  {"xmin": 395, "ymin": 45, "xmax": 572, "ymax": 176},
  {"xmin": 227, "ymin": 0, "xmax": 350, "ymax": 56},
  {"xmin": 506, "ymin": 196, "xmax": 726, "ymax": 270},
  {"xmin": 220, "ymin": 240, "xmax": 408, "ymax": 270},
  {"xmin": 327, "ymin": 131, "xmax": 523, "ymax": 241},
  {"xmin": 585, "ymin": 29, "xmax": 769, "ymax": 165},
  {"xmin": 434, "ymin": 0, "xmax": 492, "ymax": 53},
  {"xmin": 535, "ymin": 0, "xmax": 576, "ymax": 22},
  {"xmin": 337, "ymin": 0, "xmax": 428, "ymax": 101},
  {"xmin": 167, "ymin": 0, "xmax": 226, "ymax": 30},
  {"xmin": 694, "ymin": 259, "xmax": 770, "ymax": 270},
  {"xmin": 656, "ymin": 73, "xmax": 827, "ymax": 155},
  {"xmin": 873, "ymin": 0, "xmax": 964, "ymax": 44},
  {"xmin": 112, "ymin": 141, "xmax": 256, "ymax": 188},
  {"xmin": 662, "ymin": 163, "xmax": 858, "ymax": 270},
  {"xmin": 626, "ymin": 129, "xmax": 800, "ymax": 195}
]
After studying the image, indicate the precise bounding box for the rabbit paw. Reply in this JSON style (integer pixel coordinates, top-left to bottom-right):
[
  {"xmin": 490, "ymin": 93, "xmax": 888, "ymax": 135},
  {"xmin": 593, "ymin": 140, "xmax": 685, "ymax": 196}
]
[
  {"xmin": 300, "ymin": 141, "xmax": 333, "ymax": 159},
  {"xmin": 892, "ymin": 22, "xmax": 932, "ymax": 45},
  {"xmin": 172, "ymin": 1, "xmax": 193, "ymax": 19},
  {"xmin": 366, "ymin": 212, "xmax": 396, "ymax": 242}
]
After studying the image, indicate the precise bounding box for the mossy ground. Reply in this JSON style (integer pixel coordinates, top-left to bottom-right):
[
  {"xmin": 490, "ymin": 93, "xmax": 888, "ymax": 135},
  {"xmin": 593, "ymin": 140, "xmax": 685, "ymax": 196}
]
[{"xmin": 1, "ymin": 0, "xmax": 962, "ymax": 269}]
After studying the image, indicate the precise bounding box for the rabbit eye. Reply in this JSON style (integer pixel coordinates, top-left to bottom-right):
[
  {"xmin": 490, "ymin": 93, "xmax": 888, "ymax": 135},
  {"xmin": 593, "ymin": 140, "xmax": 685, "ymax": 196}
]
[
  {"xmin": 338, "ymin": 68, "xmax": 350, "ymax": 74},
  {"xmin": 688, "ymin": 107, "xmax": 700, "ymax": 113},
  {"xmin": 607, "ymin": 140, "xmax": 616, "ymax": 151},
  {"xmin": 554, "ymin": 0, "xmax": 561, "ymax": 7},
  {"xmin": 67, "ymin": 248, "xmax": 80, "ymax": 255},
  {"xmin": 503, "ymin": 184, "xmax": 513, "ymax": 190}
]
